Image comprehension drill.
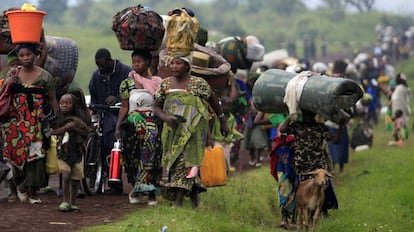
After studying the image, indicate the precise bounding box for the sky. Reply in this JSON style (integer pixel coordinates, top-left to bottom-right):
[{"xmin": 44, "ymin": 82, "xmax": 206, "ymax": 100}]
[
  {"xmin": 8, "ymin": 0, "xmax": 414, "ymax": 15},
  {"xmin": 304, "ymin": 0, "xmax": 414, "ymax": 15}
]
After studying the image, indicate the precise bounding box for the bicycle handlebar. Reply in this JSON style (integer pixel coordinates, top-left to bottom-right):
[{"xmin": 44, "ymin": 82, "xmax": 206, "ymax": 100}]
[{"xmin": 88, "ymin": 103, "xmax": 121, "ymax": 112}]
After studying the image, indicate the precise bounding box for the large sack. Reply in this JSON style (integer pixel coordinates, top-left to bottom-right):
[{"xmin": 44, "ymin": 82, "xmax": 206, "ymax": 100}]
[
  {"xmin": 153, "ymin": 14, "xmax": 207, "ymax": 55},
  {"xmin": 43, "ymin": 36, "xmax": 79, "ymax": 98},
  {"xmin": 244, "ymin": 35, "xmax": 265, "ymax": 62},
  {"xmin": 165, "ymin": 8, "xmax": 199, "ymax": 57},
  {"xmin": 112, "ymin": 4, "xmax": 165, "ymax": 51},
  {"xmin": 252, "ymin": 69, "xmax": 364, "ymax": 123},
  {"xmin": 217, "ymin": 36, "xmax": 251, "ymax": 72}
]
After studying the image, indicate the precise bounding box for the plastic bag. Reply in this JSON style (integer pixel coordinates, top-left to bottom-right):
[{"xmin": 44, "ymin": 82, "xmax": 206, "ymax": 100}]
[{"xmin": 46, "ymin": 136, "xmax": 59, "ymax": 174}]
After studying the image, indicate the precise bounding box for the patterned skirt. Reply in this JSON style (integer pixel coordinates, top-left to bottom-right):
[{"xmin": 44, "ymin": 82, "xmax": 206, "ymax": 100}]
[{"xmin": 121, "ymin": 110, "xmax": 162, "ymax": 192}]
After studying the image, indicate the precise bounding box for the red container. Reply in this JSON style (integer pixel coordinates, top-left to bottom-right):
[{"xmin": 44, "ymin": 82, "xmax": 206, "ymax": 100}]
[{"xmin": 108, "ymin": 140, "xmax": 122, "ymax": 182}]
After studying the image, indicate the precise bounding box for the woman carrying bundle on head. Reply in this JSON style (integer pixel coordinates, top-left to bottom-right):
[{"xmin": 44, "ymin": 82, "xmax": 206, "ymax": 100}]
[
  {"xmin": 154, "ymin": 55, "xmax": 229, "ymax": 209},
  {"xmin": 1, "ymin": 43, "xmax": 58, "ymax": 204}
]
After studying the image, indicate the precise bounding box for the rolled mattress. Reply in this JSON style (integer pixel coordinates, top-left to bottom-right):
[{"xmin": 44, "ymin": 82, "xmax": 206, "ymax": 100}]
[{"xmin": 252, "ymin": 69, "xmax": 363, "ymax": 123}]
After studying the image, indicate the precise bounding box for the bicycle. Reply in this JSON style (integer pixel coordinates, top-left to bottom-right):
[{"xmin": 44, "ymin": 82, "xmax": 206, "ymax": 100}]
[{"xmin": 82, "ymin": 103, "xmax": 122, "ymax": 195}]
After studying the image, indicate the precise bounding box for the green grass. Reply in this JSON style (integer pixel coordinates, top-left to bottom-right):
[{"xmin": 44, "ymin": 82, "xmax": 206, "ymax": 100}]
[
  {"xmin": 80, "ymin": 49, "xmax": 414, "ymax": 232},
  {"xmin": 82, "ymin": 117, "xmax": 414, "ymax": 231}
]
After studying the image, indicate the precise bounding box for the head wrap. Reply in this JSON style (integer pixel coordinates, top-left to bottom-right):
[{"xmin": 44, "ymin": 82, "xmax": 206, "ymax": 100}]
[
  {"xmin": 177, "ymin": 55, "xmax": 192, "ymax": 73},
  {"xmin": 7, "ymin": 50, "xmax": 19, "ymax": 65},
  {"xmin": 396, "ymin": 73, "xmax": 407, "ymax": 85},
  {"xmin": 177, "ymin": 55, "xmax": 192, "ymax": 65}
]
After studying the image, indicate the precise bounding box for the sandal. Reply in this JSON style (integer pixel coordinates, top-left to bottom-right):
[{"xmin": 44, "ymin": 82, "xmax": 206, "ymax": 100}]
[
  {"xmin": 17, "ymin": 190, "xmax": 28, "ymax": 202},
  {"xmin": 128, "ymin": 191, "xmax": 140, "ymax": 204},
  {"xmin": 148, "ymin": 200, "xmax": 158, "ymax": 206},
  {"xmin": 288, "ymin": 224, "xmax": 297, "ymax": 230},
  {"xmin": 69, "ymin": 205, "xmax": 81, "ymax": 212},
  {"xmin": 8, "ymin": 195, "xmax": 17, "ymax": 203},
  {"xmin": 59, "ymin": 202, "xmax": 71, "ymax": 212},
  {"xmin": 29, "ymin": 198, "xmax": 42, "ymax": 204},
  {"xmin": 278, "ymin": 221, "xmax": 288, "ymax": 229}
]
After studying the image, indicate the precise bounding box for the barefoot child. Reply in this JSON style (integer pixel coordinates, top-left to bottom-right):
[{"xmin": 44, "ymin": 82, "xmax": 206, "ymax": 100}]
[
  {"xmin": 52, "ymin": 89, "xmax": 90, "ymax": 212},
  {"xmin": 388, "ymin": 109, "xmax": 407, "ymax": 146}
]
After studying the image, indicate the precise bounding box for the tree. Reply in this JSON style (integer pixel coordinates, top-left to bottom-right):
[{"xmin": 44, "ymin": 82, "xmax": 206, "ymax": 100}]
[
  {"xmin": 71, "ymin": 0, "xmax": 93, "ymax": 26},
  {"xmin": 345, "ymin": 0, "xmax": 376, "ymax": 13},
  {"xmin": 38, "ymin": 0, "xmax": 68, "ymax": 24},
  {"xmin": 321, "ymin": 0, "xmax": 346, "ymax": 10}
]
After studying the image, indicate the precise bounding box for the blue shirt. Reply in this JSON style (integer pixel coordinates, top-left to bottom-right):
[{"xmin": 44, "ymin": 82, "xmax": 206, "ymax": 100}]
[{"xmin": 88, "ymin": 59, "xmax": 132, "ymax": 105}]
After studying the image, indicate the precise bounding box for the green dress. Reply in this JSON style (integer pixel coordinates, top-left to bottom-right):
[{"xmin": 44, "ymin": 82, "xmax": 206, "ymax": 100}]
[{"xmin": 154, "ymin": 76, "xmax": 211, "ymax": 196}]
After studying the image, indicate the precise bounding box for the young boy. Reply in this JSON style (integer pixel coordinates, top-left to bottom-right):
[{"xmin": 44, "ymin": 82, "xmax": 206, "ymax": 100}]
[{"xmin": 52, "ymin": 89, "xmax": 90, "ymax": 212}]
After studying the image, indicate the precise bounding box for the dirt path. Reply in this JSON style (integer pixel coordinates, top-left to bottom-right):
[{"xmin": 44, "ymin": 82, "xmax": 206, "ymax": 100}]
[
  {"xmin": 0, "ymin": 148, "xmax": 256, "ymax": 232},
  {"xmin": 0, "ymin": 173, "xmax": 144, "ymax": 232}
]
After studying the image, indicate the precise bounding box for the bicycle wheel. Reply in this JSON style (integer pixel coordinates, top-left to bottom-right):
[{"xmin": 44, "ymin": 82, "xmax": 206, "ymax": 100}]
[{"xmin": 82, "ymin": 131, "xmax": 104, "ymax": 195}]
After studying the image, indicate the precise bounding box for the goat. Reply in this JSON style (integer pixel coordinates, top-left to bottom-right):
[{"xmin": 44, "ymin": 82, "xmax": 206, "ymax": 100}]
[{"xmin": 295, "ymin": 168, "xmax": 333, "ymax": 232}]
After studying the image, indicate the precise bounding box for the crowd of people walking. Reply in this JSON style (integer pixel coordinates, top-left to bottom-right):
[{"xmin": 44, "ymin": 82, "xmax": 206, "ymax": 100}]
[{"xmin": 0, "ymin": 6, "xmax": 412, "ymax": 232}]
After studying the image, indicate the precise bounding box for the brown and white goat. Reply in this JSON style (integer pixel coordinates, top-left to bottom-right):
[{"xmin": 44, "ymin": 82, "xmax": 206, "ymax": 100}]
[{"xmin": 295, "ymin": 168, "xmax": 333, "ymax": 232}]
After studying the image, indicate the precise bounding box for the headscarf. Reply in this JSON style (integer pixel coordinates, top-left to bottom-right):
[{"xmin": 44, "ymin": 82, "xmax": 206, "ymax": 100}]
[
  {"xmin": 165, "ymin": 54, "xmax": 192, "ymax": 73},
  {"xmin": 177, "ymin": 55, "xmax": 192, "ymax": 66},
  {"xmin": 7, "ymin": 50, "xmax": 19, "ymax": 65}
]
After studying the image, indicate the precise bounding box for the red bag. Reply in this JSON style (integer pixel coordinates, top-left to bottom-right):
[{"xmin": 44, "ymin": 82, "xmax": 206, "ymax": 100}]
[
  {"xmin": 0, "ymin": 84, "xmax": 12, "ymax": 117},
  {"xmin": 112, "ymin": 5, "xmax": 165, "ymax": 51}
]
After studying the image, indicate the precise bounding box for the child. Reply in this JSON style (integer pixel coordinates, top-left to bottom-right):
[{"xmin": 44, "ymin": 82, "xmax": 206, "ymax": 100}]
[
  {"xmin": 0, "ymin": 51, "xmax": 21, "ymax": 202},
  {"xmin": 269, "ymin": 129, "xmax": 297, "ymax": 229},
  {"xmin": 211, "ymin": 96, "xmax": 243, "ymax": 173},
  {"xmin": 388, "ymin": 109, "xmax": 407, "ymax": 146},
  {"xmin": 52, "ymin": 88, "xmax": 90, "ymax": 212}
]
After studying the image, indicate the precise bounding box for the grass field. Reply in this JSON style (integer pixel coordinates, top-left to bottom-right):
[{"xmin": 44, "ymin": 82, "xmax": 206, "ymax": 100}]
[
  {"xmin": 81, "ymin": 115, "xmax": 414, "ymax": 232},
  {"xmin": 82, "ymin": 59, "xmax": 414, "ymax": 232}
]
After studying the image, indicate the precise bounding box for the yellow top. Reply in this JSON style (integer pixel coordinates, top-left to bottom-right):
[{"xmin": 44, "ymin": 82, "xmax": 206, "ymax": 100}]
[{"xmin": 21, "ymin": 3, "xmax": 37, "ymax": 11}]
